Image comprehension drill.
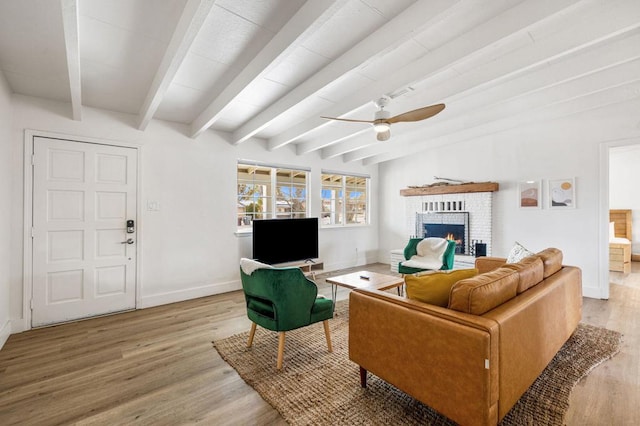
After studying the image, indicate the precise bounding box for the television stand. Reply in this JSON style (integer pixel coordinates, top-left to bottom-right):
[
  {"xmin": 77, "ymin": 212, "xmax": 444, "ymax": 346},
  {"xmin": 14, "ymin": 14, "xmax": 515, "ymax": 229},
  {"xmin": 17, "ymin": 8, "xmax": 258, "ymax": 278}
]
[{"xmin": 275, "ymin": 259, "xmax": 323, "ymax": 279}]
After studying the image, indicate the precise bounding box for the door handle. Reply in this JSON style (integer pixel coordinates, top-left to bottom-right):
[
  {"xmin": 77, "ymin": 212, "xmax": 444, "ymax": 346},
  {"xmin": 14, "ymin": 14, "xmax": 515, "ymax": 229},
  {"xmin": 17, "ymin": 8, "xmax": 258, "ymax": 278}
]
[{"xmin": 121, "ymin": 238, "xmax": 134, "ymax": 244}]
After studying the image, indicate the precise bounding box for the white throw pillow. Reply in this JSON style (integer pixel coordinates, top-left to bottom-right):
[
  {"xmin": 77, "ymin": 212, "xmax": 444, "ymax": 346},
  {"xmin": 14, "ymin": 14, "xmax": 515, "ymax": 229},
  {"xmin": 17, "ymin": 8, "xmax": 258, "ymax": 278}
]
[{"xmin": 506, "ymin": 242, "xmax": 534, "ymax": 264}]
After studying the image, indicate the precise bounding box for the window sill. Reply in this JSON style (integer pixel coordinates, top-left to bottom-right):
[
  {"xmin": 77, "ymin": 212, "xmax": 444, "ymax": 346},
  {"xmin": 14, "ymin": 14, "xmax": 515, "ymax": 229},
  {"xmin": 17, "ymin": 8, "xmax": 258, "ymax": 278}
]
[{"xmin": 321, "ymin": 224, "xmax": 370, "ymax": 230}]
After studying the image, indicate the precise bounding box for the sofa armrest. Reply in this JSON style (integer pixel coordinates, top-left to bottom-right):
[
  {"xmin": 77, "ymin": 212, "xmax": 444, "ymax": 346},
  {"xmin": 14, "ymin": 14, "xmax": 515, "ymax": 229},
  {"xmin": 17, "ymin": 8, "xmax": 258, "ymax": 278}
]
[
  {"xmin": 482, "ymin": 266, "xmax": 582, "ymax": 420},
  {"xmin": 475, "ymin": 256, "xmax": 507, "ymax": 274},
  {"xmin": 349, "ymin": 288, "xmax": 499, "ymax": 426}
]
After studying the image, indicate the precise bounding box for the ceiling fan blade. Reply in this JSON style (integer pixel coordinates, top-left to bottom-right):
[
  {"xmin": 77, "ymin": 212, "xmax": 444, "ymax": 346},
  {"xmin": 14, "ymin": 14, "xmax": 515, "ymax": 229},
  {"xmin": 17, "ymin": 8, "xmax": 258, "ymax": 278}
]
[
  {"xmin": 387, "ymin": 103, "xmax": 445, "ymax": 124},
  {"xmin": 377, "ymin": 129, "xmax": 391, "ymax": 141},
  {"xmin": 320, "ymin": 116, "xmax": 374, "ymax": 124}
]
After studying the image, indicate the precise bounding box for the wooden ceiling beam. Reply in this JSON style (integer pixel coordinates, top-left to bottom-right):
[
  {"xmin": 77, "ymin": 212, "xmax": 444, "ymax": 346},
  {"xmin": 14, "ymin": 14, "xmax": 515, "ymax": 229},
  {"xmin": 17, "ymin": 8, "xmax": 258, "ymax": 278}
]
[
  {"xmin": 189, "ymin": 0, "xmax": 345, "ymax": 139},
  {"xmin": 60, "ymin": 0, "xmax": 82, "ymax": 121},
  {"xmin": 137, "ymin": 0, "xmax": 215, "ymax": 131}
]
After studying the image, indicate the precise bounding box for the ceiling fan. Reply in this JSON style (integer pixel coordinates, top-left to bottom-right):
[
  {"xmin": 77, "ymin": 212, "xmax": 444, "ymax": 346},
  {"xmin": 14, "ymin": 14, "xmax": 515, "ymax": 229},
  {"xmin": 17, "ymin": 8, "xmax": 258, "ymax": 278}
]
[{"xmin": 321, "ymin": 97, "xmax": 445, "ymax": 141}]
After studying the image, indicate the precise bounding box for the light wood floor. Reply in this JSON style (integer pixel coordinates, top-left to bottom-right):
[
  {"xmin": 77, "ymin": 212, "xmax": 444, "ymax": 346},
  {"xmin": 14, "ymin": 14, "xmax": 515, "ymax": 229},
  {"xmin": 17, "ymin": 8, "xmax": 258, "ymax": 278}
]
[{"xmin": 0, "ymin": 263, "xmax": 638, "ymax": 425}]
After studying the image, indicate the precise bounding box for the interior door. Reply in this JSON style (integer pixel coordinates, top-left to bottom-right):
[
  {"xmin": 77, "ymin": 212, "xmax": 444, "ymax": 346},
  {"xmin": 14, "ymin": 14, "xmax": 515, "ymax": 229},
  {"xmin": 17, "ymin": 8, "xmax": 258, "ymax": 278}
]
[{"xmin": 31, "ymin": 137, "xmax": 137, "ymax": 327}]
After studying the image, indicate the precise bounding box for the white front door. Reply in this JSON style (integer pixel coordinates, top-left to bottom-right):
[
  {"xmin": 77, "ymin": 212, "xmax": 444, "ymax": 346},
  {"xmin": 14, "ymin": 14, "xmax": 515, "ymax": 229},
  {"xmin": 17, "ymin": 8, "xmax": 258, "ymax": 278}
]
[{"xmin": 31, "ymin": 137, "xmax": 138, "ymax": 327}]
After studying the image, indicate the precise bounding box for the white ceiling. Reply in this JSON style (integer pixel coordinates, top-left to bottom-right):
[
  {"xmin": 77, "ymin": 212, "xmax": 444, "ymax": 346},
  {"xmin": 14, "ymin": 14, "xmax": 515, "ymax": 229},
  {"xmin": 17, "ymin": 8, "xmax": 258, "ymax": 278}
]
[{"xmin": 1, "ymin": 0, "xmax": 639, "ymax": 164}]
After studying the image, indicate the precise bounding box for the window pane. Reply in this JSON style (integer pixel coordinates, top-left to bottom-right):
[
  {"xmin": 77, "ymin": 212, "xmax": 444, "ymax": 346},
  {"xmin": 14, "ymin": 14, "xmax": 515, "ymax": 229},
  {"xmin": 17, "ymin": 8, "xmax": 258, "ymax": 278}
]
[
  {"xmin": 321, "ymin": 174, "xmax": 344, "ymax": 225},
  {"xmin": 276, "ymin": 169, "xmax": 306, "ymax": 184},
  {"xmin": 346, "ymin": 201, "xmax": 366, "ymax": 224},
  {"xmin": 237, "ymin": 165, "xmax": 272, "ymax": 229},
  {"xmin": 322, "ymin": 173, "xmax": 368, "ymax": 226},
  {"xmin": 346, "ymin": 175, "xmax": 366, "ymax": 225},
  {"xmin": 238, "ymin": 163, "xmax": 308, "ymax": 227}
]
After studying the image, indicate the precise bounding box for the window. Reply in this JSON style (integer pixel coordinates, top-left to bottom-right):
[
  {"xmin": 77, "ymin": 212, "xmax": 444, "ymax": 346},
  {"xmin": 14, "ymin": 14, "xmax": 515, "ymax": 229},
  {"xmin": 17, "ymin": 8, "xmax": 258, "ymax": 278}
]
[
  {"xmin": 321, "ymin": 172, "xmax": 369, "ymax": 226},
  {"xmin": 237, "ymin": 162, "xmax": 309, "ymax": 229}
]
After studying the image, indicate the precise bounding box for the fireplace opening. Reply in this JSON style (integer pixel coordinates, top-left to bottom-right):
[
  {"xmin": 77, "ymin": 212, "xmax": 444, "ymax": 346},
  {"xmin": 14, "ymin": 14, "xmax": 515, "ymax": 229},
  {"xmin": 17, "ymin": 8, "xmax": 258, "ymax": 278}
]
[
  {"xmin": 424, "ymin": 223, "xmax": 466, "ymax": 254},
  {"xmin": 416, "ymin": 211, "xmax": 469, "ymax": 255}
]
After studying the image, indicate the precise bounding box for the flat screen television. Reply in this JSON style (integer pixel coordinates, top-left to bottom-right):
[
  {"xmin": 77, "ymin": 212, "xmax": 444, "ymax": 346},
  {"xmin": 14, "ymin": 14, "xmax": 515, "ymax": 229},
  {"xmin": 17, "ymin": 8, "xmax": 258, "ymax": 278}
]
[{"xmin": 252, "ymin": 217, "xmax": 319, "ymax": 265}]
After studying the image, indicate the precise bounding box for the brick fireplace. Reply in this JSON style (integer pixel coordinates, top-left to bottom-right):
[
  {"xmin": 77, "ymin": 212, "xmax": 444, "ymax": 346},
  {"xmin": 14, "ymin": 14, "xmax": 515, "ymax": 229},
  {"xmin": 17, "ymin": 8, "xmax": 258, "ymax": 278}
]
[{"xmin": 397, "ymin": 183, "xmax": 498, "ymax": 269}]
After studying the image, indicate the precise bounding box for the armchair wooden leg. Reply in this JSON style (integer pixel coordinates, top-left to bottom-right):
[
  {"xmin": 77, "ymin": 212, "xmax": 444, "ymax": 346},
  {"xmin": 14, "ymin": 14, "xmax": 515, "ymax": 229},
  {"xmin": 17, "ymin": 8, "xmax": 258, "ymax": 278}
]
[
  {"xmin": 247, "ymin": 322, "xmax": 257, "ymax": 348},
  {"xmin": 277, "ymin": 332, "xmax": 286, "ymax": 370},
  {"xmin": 323, "ymin": 320, "xmax": 333, "ymax": 353}
]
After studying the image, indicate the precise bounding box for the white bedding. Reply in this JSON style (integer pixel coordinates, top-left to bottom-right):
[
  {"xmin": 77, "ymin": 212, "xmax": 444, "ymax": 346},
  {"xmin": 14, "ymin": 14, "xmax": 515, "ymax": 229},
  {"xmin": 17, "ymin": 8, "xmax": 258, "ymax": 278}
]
[
  {"xmin": 610, "ymin": 237, "xmax": 631, "ymax": 244},
  {"xmin": 609, "ymin": 221, "xmax": 631, "ymax": 244}
]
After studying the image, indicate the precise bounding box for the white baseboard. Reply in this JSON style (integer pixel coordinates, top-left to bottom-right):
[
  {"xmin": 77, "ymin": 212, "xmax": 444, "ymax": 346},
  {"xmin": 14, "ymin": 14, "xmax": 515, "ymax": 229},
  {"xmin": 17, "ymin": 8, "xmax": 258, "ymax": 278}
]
[
  {"xmin": 138, "ymin": 279, "xmax": 242, "ymax": 309},
  {"xmin": 11, "ymin": 318, "xmax": 29, "ymax": 334},
  {"xmin": 0, "ymin": 320, "xmax": 10, "ymax": 351}
]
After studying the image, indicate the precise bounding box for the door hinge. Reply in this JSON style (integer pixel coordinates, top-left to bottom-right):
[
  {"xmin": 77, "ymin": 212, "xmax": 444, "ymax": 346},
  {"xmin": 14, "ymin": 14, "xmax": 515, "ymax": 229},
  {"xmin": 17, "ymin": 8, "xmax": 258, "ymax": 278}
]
[
  {"xmin": 31, "ymin": 154, "xmax": 35, "ymax": 166},
  {"xmin": 31, "ymin": 227, "xmax": 35, "ymax": 238},
  {"xmin": 485, "ymin": 359, "xmax": 490, "ymax": 369},
  {"xmin": 30, "ymin": 299, "xmax": 34, "ymax": 310}
]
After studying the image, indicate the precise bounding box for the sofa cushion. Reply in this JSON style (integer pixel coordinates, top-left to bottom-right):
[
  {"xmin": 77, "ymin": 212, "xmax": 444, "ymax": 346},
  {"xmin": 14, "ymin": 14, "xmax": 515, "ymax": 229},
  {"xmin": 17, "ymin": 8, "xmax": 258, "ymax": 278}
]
[
  {"xmin": 537, "ymin": 248, "xmax": 563, "ymax": 278},
  {"xmin": 448, "ymin": 268, "xmax": 519, "ymax": 315},
  {"xmin": 501, "ymin": 255, "xmax": 544, "ymax": 293},
  {"xmin": 405, "ymin": 269, "xmax": 478, "ymax": 307}
]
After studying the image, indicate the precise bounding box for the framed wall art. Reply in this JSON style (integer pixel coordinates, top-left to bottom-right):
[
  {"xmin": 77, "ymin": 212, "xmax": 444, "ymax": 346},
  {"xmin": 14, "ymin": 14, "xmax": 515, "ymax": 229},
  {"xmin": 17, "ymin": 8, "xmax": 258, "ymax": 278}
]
[
  {"xmin": 518, "ymin": 180, "xmax": 541, "ymax": 209},
  {"xmin": 548, "ymin": 178, "xmax": 575, "ymax": 209}
]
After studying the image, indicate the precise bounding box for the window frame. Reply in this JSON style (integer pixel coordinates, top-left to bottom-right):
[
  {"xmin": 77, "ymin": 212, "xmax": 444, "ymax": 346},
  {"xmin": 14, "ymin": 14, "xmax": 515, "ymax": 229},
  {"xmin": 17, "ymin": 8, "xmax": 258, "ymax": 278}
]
[
  {"xmin": 321, "ymin": 171, "xmax": 370, "ymax": 227},
  {"xmin": 237, "ymin": 161, "xmax": 310, "ymax": 230}
]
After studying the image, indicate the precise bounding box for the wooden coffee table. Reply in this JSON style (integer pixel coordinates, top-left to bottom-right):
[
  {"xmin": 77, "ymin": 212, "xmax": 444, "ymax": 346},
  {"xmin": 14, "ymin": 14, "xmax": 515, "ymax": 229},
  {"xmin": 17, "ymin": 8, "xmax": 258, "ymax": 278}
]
[{"xmin": 325, "ymin": 270, "xmax": 404, "ymax": 312}]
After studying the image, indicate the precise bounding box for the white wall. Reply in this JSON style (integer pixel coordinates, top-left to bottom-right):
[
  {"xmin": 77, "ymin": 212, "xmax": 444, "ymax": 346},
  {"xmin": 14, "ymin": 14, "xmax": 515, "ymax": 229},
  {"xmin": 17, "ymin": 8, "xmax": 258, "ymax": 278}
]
[
  {"xmin": 610, "ymin": 145, "xmax": 640, "ymax": 253},
  {"xmin": 8, "ymin": 95, "xmax": 378, "ymax": 332},
  {"xmin": 378, "ymin": 98, "xmax": 640, "ymax": 299},
  {"xmin": 0, "ymin": 72, "xmax": 12, "ymax": 348}
]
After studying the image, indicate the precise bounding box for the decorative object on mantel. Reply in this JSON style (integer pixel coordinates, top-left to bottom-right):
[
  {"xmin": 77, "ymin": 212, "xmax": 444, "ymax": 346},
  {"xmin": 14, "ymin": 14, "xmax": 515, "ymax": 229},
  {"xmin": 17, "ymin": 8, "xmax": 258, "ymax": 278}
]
[
  {"xmin": 432, "ymin": 176, "xmax": 467, "ymax": 183},
  {"xmin": 401, "ymin": 181, "xmax": 499, "ymax": 196}
]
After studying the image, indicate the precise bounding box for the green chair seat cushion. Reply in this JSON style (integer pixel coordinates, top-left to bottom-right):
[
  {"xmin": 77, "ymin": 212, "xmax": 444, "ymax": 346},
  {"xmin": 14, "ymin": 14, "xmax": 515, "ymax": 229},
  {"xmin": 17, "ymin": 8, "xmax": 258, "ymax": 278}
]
[
  {"xmin": 399, "ymin": 264, "xmax": 432, "ymax": 275},
  {"xmin": 310, "ymin": 297, "xmax": 333, "ymax": 323}
]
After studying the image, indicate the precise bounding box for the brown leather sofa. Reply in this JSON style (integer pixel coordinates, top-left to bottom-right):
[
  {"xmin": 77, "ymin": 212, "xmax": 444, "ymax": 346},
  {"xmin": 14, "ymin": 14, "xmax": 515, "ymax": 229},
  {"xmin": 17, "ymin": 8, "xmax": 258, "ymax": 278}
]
[{"xmin": 349, "ymin": 248, "xmax": 582, "ymax": 426}]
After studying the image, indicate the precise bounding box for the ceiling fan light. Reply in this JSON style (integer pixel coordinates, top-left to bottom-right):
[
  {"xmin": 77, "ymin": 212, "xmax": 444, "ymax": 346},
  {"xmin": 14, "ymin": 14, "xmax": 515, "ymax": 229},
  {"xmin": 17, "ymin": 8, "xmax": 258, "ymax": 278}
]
[{"xmin": 373, "ymin": 122, "xmax": 390, "ymax": 133}]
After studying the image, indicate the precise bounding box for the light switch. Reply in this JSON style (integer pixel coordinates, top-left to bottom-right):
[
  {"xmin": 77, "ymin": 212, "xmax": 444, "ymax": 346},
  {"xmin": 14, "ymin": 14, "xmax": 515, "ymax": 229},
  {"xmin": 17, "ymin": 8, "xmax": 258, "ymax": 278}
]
[{"xmin": 147, "ymin": 201, "xmax": 160, "ymax": 211}]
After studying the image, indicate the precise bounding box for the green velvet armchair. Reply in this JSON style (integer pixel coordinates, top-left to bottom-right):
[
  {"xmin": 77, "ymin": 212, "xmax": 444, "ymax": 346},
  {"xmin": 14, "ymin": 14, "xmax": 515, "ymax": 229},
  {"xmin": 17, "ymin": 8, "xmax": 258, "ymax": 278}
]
[
  {"xmin": 398, "ymin": 238, "xmax": 457, "ymax": 275},
  {"xmin": 239, "ymin": 259, "xmax": 334, "ymax": 370}
]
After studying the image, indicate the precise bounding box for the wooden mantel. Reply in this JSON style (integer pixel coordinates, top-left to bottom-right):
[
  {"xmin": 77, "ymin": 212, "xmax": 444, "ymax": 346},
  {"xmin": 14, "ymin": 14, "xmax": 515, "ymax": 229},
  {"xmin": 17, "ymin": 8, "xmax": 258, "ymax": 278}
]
[{"xmin": 400, "ymin": 182, "xmax": 499, "ymax": 196}]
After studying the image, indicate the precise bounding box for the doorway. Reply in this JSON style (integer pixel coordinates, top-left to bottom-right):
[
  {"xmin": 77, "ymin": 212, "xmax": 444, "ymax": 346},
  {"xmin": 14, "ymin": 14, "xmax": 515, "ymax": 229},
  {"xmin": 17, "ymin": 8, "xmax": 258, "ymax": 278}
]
[
  {"xmin": 28, "ymin": 135, "xmax": 138, "ymax": 327},
  {"xmin": 608, "ymin": 144, "xmax": 640, "ymax": 291}
]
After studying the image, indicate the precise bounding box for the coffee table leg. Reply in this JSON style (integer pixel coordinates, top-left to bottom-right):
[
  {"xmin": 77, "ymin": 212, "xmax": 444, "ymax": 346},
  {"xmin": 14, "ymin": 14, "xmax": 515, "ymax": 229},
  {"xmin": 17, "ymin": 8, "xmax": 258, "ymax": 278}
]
[{"xmin": 331, "ymin": 283, "xmax": 337, "ymax": 314}]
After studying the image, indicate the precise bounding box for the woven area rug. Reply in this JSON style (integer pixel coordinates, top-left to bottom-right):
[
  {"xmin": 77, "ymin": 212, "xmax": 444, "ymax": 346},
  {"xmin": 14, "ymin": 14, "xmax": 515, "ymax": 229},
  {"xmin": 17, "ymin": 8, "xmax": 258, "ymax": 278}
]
[{"xmin": 213, "ymin": 301, "xmax": 622, "ymax": 425}]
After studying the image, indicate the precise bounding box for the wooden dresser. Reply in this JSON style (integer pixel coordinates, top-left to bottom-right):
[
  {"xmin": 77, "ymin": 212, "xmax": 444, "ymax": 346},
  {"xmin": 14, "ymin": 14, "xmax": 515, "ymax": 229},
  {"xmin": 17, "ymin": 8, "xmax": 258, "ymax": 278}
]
[{"xmin": 610, "ymin": 209, "xmax": 632, "ymax": 273}]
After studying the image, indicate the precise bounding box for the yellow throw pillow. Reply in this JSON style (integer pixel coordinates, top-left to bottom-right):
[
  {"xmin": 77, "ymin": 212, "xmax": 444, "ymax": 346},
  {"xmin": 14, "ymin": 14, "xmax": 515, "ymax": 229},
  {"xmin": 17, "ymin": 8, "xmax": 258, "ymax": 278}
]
[{"xmin": 405, "ymin": 268, "xmax": 478, "ymax": 307}]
